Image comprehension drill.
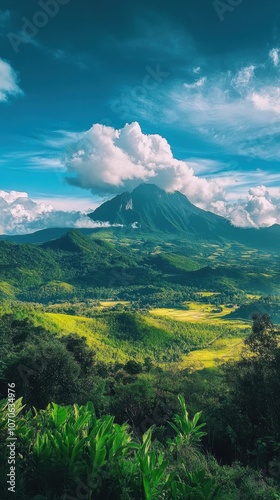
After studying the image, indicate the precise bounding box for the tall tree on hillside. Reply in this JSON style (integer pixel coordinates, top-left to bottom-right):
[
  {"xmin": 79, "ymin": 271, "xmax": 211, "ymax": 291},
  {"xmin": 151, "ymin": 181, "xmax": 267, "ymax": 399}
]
[{"xmin": 223, "ymin": 314, "xmax": 280, "ymax": 467}]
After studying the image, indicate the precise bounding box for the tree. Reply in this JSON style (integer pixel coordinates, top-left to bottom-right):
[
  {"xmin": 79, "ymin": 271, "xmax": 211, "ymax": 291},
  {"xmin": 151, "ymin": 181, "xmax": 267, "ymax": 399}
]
[
  {"xmin": 4, "ymin": 339, "xmax": 81, "ymax": 408},
  {"xmin": 61, "ymin": 333, "xmax": 96, "ymax": 374},
  {"xmin": 111, "ymin": 379, "xmax": 156, "ymax": 428},
  {"xmin": 244, "ymin": 313, "xmax": 278, "ymax": 361},
  {"xmin": 222, "ymin": 314, "xmax": 280, "ymax": 466},
  {"xmin": 124, "ymin": 360, "xmax": 143, "ymax": 375}
]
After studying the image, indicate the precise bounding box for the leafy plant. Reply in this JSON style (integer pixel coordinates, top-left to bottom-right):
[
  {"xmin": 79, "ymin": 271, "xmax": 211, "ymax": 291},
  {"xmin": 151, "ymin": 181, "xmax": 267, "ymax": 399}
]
[
  {"xmin": 137, "ymin": 427, "xmax": 170, "ymax": 499},
  {"xmin": 169, "ymin": 395, "xmax": 207, "ymax": 448}
]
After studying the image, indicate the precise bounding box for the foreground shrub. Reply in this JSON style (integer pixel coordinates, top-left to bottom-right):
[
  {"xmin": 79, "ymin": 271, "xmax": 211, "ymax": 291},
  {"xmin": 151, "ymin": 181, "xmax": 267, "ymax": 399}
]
[{"xmin": 0, "ymin": 397, "xmax": 279, "ymax": 499}]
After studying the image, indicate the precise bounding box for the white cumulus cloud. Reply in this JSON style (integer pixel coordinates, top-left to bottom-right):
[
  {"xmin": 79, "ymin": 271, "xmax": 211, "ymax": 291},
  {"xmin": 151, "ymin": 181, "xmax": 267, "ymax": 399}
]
[
  {"xmin": 1, "ymin": 181, "xmax": 280, "ymax": 232},
  {"xmin": 210, "ymin": 186, "xmax": 280, "ymax": 228},
  {"xmin": 0, "ymin": 58, "xmax": 22, "ymax": 102},
  {"xmin": 0, "ymin": 190, "xmax": 104, "ymax": 235},
  {"xmin": 64, "ymin": 121, "xmax": 226, "ymax": 207},
  {"xmin": 2, "ymin": 124, "xmax": 280, "ymax": 231}
]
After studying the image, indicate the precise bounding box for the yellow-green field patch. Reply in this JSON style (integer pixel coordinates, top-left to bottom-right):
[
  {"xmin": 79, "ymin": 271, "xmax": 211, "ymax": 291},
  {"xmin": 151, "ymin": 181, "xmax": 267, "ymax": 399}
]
[
  {"xmin": 150, "ymin": 303, "xmax": 249, "ymax": 329},
  {"xmin": 99, "ymin": 301, "xmax": 130, "ymax": 308},
  {"xmin": 194, "ymin": 292, "xmax": 220, "ymax": 297},
  {"xmin": 179, "ymin": 337, "xmax": 244, "ymax": 371},
  {"xmin": 0, "ymin": 281, "xmax": 16, "ymax": 297}
]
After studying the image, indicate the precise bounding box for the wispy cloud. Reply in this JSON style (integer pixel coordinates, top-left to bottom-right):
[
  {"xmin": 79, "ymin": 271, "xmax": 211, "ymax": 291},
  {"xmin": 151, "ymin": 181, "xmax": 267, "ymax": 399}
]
[
  {"xmin": 33, "ymin": 196, "xmax": 99, "ymax": 212},
  {"xmin": 51, "ymin": 48, "xmax": 89, "ymax": 69},
  {"xmin": 166, "ymin": 53, "xmax": 280, "ymax": 161},
  {"xmin": 0, "ymin": 151, "xmax": 65, "ymax": 171},
  {"xmin": 10, "ymin": 29, "xmax": 89, "ymax": 69},
  {"xmin": 269, "ymin": 48, "xmax": 280, "ymax": 67},
  {"xmin": 115, "ymin": 45, "xmax": 280, "ymax": 162},
  {"xmin": 183, "ymin": 76, "xmax": 207, "ymax": 90},
  {"xmin": 28, "ymin": 156, "xmax": 65, "ymax": 170},
  {"xmin": 231, "ymin": 65, "xmax": 255, "ymax": 90}
]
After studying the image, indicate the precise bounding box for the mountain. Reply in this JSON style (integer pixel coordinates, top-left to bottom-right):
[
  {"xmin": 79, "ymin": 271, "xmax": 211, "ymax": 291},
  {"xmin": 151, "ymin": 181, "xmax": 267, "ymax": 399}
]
[
  {"xmin": 89, "ymin": 184, "xmax": 227, "ymax": 234},
  {"xmin": 88, "ymin": 184, "xmax": 280, "ymax": 251},
  {"xmin": 1, "ymin": 185, "xmax": 279, "ymax": 252}
]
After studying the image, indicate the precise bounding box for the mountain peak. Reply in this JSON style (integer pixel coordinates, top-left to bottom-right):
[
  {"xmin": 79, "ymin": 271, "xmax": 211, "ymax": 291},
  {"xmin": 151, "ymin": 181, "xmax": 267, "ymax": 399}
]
[
  {"xmin": 132, "ymin": 183, "xmax": 165, "ymax": 196},
  {"xmin": 88, "ymin": 183, "xmax": 221, "ymax": 233}
]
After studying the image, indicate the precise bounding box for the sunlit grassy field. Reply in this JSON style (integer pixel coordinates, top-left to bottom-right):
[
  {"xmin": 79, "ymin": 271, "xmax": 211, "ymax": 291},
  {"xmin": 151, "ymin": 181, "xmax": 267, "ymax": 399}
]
[
  {"xmin": 37, "ymin": 312, "xmax": 128, "ymax": 364},
  {"xmin": 150, "ymin": 302, "xmax": 249, "ymax": 329},
  {"xmin": 148, "ymin": 303, "xmax": 249, "ymax": 370},
  {"xmin": 99, "ymin": 301, "xmax": 130, "ymax": 308},
  {"xmin": 178, "ymin": 337, "xmax": 244, "ymax": 370},
  {"xmin": 22, "ymin": 300, "xmax": 252, "ymax": 370}
]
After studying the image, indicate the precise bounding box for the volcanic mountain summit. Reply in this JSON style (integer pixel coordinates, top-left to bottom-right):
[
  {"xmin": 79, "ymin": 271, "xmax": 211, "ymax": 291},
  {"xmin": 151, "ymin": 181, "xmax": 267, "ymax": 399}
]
[{"xmin": 88, "ymin": 184, "xmax": 227, "ymax": 234}]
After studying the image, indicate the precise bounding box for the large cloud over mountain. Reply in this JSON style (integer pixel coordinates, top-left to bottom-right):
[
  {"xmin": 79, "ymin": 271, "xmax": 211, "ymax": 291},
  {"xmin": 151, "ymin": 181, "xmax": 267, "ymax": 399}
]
[
  {"xmin": 2, "ymin": 124, "xmax": 280, "ymax": 233},
  {"xmin": 63, "ymin": 121, "xmax": 280, "ymax": 228},
  {"xmin": 64, "ymin": 122, "xmax": 226, "ymax": 206}
]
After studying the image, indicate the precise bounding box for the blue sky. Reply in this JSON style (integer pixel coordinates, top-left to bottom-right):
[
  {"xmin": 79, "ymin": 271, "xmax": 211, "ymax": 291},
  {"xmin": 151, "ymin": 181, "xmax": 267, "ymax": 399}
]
[{"xmin": 1, "ymin": 0, "xmax": 280, "ymax": 233}]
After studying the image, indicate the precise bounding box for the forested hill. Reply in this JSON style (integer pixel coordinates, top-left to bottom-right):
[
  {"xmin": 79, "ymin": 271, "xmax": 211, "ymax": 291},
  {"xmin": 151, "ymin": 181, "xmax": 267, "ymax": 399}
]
[{"xmin": 0, "ymin": 229, "xmax": 279, "ymax": 302}]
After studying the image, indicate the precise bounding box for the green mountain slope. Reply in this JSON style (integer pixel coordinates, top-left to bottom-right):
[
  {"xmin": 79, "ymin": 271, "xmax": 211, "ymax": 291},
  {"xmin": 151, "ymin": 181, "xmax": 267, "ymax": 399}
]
[
  {"xmin": 0, "ymin": 228, "xmax": 279, "ymax": 300},
  {"xmin": 0, "ymin": 240, "xmax": 63, "ymax": 287}
]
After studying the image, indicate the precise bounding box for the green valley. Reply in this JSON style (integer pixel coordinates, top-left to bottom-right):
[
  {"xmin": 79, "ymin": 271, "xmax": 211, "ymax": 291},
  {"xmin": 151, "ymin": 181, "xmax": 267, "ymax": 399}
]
[{"xmin": 0, "ymin": 188, "xmax": 280, "ymax": 499}]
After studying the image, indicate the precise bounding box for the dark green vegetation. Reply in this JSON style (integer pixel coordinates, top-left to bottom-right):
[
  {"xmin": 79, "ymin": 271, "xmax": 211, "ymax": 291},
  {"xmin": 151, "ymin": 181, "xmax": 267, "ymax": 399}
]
[
  {"xmin": 0, "ymin": 311, "xmax": 280, "ymax": 499},
  {"xmin": 1, "ymin": 395, "xmax": 279, "ymax": 500},
  {"xmin": 0, "ymin": 223, "xmax": 280, "ymax": 304},
  {"xmin": 0, "ymin": 186, "xmax": 280, "ymax": 498},
  {"xmin": 228, "ymin": 296, "xmax": 280, "ymax": 324}
]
